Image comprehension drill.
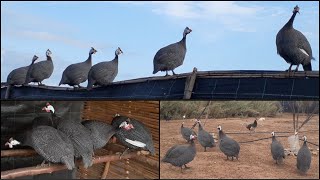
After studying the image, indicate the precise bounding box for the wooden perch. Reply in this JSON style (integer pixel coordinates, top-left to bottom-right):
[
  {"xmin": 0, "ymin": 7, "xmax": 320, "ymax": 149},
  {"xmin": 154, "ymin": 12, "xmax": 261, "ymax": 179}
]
[
  {"xmin": 1, "ymin": 149, "xmax": 38, "ymax": 157},
  {"xmin": 183, "ymin": 67, "xmax": 197, "ymax": 99},
  {"xmin": 1, "ymin": 151, "xmax": 142, "ymax": 179}
]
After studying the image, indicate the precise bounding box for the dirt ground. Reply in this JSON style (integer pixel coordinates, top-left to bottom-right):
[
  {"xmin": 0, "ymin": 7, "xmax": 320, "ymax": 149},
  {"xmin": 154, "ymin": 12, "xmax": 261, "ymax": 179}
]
[{"xmin": 160, "ymin": 114, "xmax": 319, "ymax": 179}]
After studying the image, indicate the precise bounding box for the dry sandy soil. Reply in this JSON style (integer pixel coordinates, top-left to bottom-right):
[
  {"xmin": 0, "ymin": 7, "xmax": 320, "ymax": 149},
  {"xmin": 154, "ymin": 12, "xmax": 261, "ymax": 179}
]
[{"xmin": 160, "ymin": 114, "xmax": 319, "ymax": 179}]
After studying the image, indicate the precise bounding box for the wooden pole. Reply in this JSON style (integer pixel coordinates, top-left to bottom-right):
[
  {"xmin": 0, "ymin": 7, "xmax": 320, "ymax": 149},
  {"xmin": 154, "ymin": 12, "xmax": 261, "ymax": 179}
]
[
  {"xmin": 183, "ymin": 67, "xmax": 198, "ymax": 99},
  {"xmin": 1, "ymin": 149, "xmax": 38, "ymax": 157}
]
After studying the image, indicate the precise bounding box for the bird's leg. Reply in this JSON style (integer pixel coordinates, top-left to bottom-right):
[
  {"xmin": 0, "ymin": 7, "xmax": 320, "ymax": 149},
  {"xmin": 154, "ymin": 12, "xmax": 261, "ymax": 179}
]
[
  {"xmin": 286, "ymin": 64, "xmax": 293, "ymax": 77},
  {"xmin": 172, "ymin": 70, "xmax": 176, "ymax": 75},
  {"xmin": 236, "ymin": 155, "xmax": 238, "ymax": 160},
  {"xmin": 184, "ymin": 164, "xmax": 190, "ymax": 169},
  {"xmin": 180, "ymin": 167, "xmax": 183, "ymax": 173},
  {"xmin": 232, "ymin": 156, "xmax": 234, "ymax": 161},
  {"xmin": 204, "ymin": 147, "xmax": 206, "ymax": 152},
  {"xmin": 165, "ymin": 71, "xmax": 169, "ymax": 77},
  {"xmin": 294, "ymin": 64, "xmax": 300, "ymax": 72},
  {"xmin": 226, "ymin": 156, "xmax": 229, "ymax": 160},
  {"xmin": 119, "ymin": 148, "xmax": 130, "ymax": 159}
]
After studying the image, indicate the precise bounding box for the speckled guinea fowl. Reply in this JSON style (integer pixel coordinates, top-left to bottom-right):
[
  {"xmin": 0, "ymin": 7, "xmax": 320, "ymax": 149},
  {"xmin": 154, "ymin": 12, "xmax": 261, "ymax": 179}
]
[
  {"xmin": 162, "ymin": 134, "xmax": 197, "ymax": 172},
  {"xmin": 5, "ymin": 126, "xmax": 75, "ymax": 170},
  {"xmin": 153, "ymin": 27, "xmax": 192, "ymax": 76},
  {"xmin": 6, "ymin": 55, "xmax": 38, "ymax": 86},
  {"xmin": 217, "ymin": 125, "xmax": 240, "ymax": 160},
  {"xmin": 270, "ymin": 132, "xmax": 285, "ymax": 164},
  {"xmin": 297, "ymin": 136, "xmax": 311, "ymax": 174},
  {"xmin": 181, "ymin": 121, "xmax": 197, "ymax": 142},
  {"xmin": 24, "ymin": 49, "xmax": 54, "ymax": 85},
  {"xmin": 59, "ymin": 47, "xmax": 97, "ymax": 88},
  {"xmin": 196, "ymin": 120, "xmax": 215, "ymax": 152},
  {"xmin": 87, "ymin": 47, "xmax": 123, "ymax": 90},
  {"xmin": 43, "ymin": 103, "xmax": 94, "ymax": 168},
  {"xmin": 111, "ymin": 114, "xmax": 155, "ymax": 155},
  {"xmin": 276, "ymin": 5, "xmax": 314, "ymax": 73},
  {"xmin": 81, "ymin": 120, "xmax": 116, "ymax": 150}
]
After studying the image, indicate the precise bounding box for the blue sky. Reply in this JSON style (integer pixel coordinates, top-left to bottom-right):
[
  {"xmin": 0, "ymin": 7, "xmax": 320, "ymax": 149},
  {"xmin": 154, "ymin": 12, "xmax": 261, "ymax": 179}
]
[{"xmin": 1, "ymin": 1, "xmax": 319, "ymax": 86}]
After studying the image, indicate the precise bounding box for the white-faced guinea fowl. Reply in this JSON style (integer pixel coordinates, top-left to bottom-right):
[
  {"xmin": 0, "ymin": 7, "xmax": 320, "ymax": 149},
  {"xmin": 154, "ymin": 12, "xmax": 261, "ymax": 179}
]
[
  {"xmin": 196, "ymin": 120, "xmax": 215, "ymax": 152},
  {"xmin": 81, "ymin": 120, "xmax": 116, "ymax": 150},
  {"xmin": 87, "ymin": 47, "xmax": 123, "ymax": 90},
  {"xmin": 24, "ymin": 49, "xmax": 54, "ymax": 85},
  {"xmin": 217, "ymin": 125, "xmax": 240, "ymax": 160},
  {"xmin": 59, "ymin": 47, "xmax": 97, "ymax": 88},
  {"xmin": 181, "ymin": 121, "xmax": 197, "ymax": 143},
  {"xmin": 246, "ymin": 118, "xmax": 258, "ymax": 134},
  {"xmin": 42, "ymin": 103, "xmax": 94, "ymax": 168},
  {"xmin": 297, "ymin": 136, "xmax": 311, "ymax": 174},
  {"xmin": 111, "ymin": 114, "xmax": 155, "ymax": 156},
  {"xmin": 276, "ymin": 5, "xmax": 314, "ymax": 73},
  {"xmin": 162, "ymin": 134, "xmax": 197, "ymax": 173},
  {"xmin": 153, "ymin": 27, "xmax": 192, "ymax": 76},
  {"xmin": 6, "ymin": 55, "xmax": 38, "ymax": 86},
  {"xmin": 5, "ymin": 126, "xmax": 75, "ymax": 170},
  {"xmin": 270, "ymin": 132, "xmax": 285, "ymax": 164}
]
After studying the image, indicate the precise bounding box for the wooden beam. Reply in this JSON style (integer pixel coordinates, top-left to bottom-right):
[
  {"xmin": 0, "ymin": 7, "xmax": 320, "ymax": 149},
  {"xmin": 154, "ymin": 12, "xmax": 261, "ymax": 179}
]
[
  {"xmin": 183, "ymin": 67, "xmax": 198, "ymax": 99},
  {"xmin": 1, "ymin": 149, "xmax": 38, "ymax": 157}
]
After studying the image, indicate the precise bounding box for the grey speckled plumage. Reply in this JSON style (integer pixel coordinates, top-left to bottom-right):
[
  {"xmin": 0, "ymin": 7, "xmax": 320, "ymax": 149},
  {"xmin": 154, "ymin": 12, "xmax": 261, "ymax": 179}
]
[
  {"xmin": 7, "ymin": 55, "xmax": 38, "ymax": 86},
  {"xmin": 297, "ymin": 136, "xmax": 311, "ymax": 174},
  {"xmin": 59, "ymin": 47, "xmax": 97, "ymax": 88},
  {"xmin": 196, "ymin": 120, "xmax": 215, "ymax": 152},
  {"xmin": 153, "ymin": 27, "xmax": 192, "ymax": 76},
  {"xmin": 276, "ymin": 5, "xmax": 314, "ymax": 72},
  {"xmin": 111, "ymin": 115, "xmax": 155, "ymax": 155},
  {"xmin": 217, "ymin": 125, "xmax": 240, "ymax": 160},
  {"xmin": 271, "ymin": 132, "xmax": 285, "ymax": 164},
  {"xmin": 87, "ymin": 47, "xmax": 123, "ymax": 90},
  {"xmin": 82, "ymin": 120, "xmax": 116, "ymax": 150},
  {"xmin": 6, "ymin": 126, "xmax": 75, "ymax": 170},
  {"xmin": 181, "ymin": 122, "xmax": 197, "ymax": 142},
  {"xmin": 25, "ymin": 49, "xmax": 54, "ymax": 85},
  {"xmin": 162, "ymin": 134, "xmax": 196, "ymax": 172}
]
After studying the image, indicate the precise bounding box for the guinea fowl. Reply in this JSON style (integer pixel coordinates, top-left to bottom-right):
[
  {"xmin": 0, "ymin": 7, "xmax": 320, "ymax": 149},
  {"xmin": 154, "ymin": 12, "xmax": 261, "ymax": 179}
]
[
  {"xmin": 111, "ymin": 114, "xmax": 155, "ymax": 155},
  {"xmin": 246, "ymin": 118, "xmax": 258, "ymax": 134},
  {"xmin": 81, "ymin": 120, "xmax": 116, "ymax": 150},
  {"xmin": 7, "ymin": 55, "xmax": 39, "ymax": 86},
  {"xmin": 153, "ymin": 27, "xmax": 192, "ymax": 76},
  {"xmin": 297, "ymin": 136, "xmax": 311, "ymax": 174},
  {"xmin": 181, "ymin": 121, "xmax": 197, "ymax": 142},
  {"xmin": 217, "ymin": 125, "xmax": 240, "ymax": 160},
  {"xmin": 87, "ymin": 47, "xmax": 123, "ymax": 90},
  {"xmin": 24, "ymin": 49, "xmax": 54, "ymax": 85},
  {"xmin": 42, "ymin": 103, "xmax": 94, "ymax": 168},
  {"xmin": 5, "ymin": 126, "xmax": 75, "ymax": 170},
  {"xmin": 196, "ymin": 120, "xmax": 215, "ymax": 152},
  {"xmin": 276, "ymin": 5, "xmax": 314, "ymax": 74},
  {"xmin": 270, "ymin": 132, "xmax": 285, "ymax": 164},
  {"xmin": 162, "ymin": 134, "xmax": 197, "ymax": 173},
  {"xmin": 59, "ymin": 47, "xmax": 97, "ymax": 88}
]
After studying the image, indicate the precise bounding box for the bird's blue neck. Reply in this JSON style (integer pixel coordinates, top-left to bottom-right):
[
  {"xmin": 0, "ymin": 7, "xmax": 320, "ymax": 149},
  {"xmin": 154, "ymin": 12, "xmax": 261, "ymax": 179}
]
[{"xmin": 284, "ymin": 11, "xmax": 298, "ymax": 28}]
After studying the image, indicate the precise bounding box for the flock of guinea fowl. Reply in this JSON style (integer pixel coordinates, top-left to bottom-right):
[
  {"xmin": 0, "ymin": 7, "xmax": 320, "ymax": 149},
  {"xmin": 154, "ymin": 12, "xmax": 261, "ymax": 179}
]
[{"xmin": 6, "ymin": 5, "xmax": 315, "ymax": 90}]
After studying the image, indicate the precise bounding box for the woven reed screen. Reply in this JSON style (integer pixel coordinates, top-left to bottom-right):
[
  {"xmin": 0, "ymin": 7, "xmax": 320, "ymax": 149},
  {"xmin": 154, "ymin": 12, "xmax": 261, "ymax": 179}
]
[{"xmin": 80, "ymin": 101, "xmax": 159, "ymax": 179}]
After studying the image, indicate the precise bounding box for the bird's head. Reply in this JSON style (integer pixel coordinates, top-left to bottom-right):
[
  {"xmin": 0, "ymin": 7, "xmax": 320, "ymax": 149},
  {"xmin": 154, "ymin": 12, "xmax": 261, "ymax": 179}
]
[
  {"xmin": 293, "ymin": 5, "xmax": 300, "ymax": 14},
  {"xmin": 32, "ymin": 55, "xmax": 39, "ymax": 62},
  {"xmin": 303, "ymin": 135, "xmax": 307, "ymax": 142},
  {"xmin": 116, "ymin": 47, "xmax": 123, "ymax": 56},
  {"xmin": 5, "ymin": 137, "xmax": 20, "ymax": 148},
  {"xmin": 46, "ymin": 49, "xmax": 52, "ymax": 57},
  {"xmin": 190, "ymin": 134, "xmax": 197, "ymax": 140},
  {"xmin": 271, "ymin": 131, "xmax": 275, "ymax": 137},
  {"xmin": 119, "ymin": 118, "xmax": 134, "ymax": 130},
  {"xmin": 42, "ymin": 102, "xmax": 55, "ymax": 114},
  {"xmin": 217, "ymin": 125, "xmax": 222, "ymax": 131},
  {"xmin": 183, "ymin": 27, "xmax": 192, "ymax": 36},
  {"xmin": 90, "ymin": 47, "xmax": 97, "ymax": 54}
]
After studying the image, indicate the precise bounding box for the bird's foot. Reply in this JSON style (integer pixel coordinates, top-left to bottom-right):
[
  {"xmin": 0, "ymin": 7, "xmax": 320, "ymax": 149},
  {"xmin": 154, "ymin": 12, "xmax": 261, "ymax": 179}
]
[
  {"xmin": 172, "ymin": 70, "xmax": 176, "ymax": 75},
  {"xmin": 184, "ymin": 164, "xmax": 190, "ymax": 169}
]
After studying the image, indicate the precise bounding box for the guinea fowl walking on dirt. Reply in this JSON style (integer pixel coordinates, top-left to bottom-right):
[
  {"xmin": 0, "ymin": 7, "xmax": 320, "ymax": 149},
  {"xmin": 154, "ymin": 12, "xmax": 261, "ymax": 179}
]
[
  {"xmin": 217, "ymin": 125, "xmax": 240, "ymax": 160},
  {"xmin": 24, "ymin": 49, "xmax": 54, "ymax": 85},
  {"xmin": 59, "ymin": 47, "xmax": 97, "ymax": 88},
  {"xmin": 270, "ymin": 132, "xmax": 285, "ymax": 164},
  {"xmin": 297, "ymin": 136, "xmax": 311, "ymax": 174},
  {"xmin": 111, "ymin": 114, "xmax": 155, "ymax": 156},
  {"xmin": 162, "ymin": 134, "xmax": 197, "ymax": 173},
  {"xmin": 246, "ymin": 118, "xmax": 258, "ymax": 135},
  {"xmin": 196, "ymin": 119, "xmax": 215, "ymax": 152},
  {"xmin": 153, "ymin": 27, "xmax": 192, "ymax": 76},
  {"xmin": 181, "ymin": 121, "xmax": 197, "ymax": 142},
  {"xmin": 276, "ymin": 5, "xmax": 314, "ymax": 74},
  {"xmin": 42, "ymin": 103, "xmax": 94, "ymax": 168},
  {"xmin": 87, "ymin": 47, "xmax": 123, "ymax": 90}
]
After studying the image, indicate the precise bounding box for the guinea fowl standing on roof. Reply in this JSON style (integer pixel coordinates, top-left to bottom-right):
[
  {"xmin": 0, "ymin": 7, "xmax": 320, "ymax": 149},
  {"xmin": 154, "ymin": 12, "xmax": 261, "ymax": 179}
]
[
  {"xmin": 87, "ymin": 47, "xmax": 123, "ymax": 90},
  {"xmin": 181, "ymin": 121, "xmax": 197, "ymax": 142},
  {"xmin": 276, "ymin": 5, "xmax": 314, "ymax": 73},
  {"xmin": 43, "ymin": 103, "xmax": 94, "ymax": 168},
  {"xmin": 111, "ymin": 114, "xmax": 155, "ymax": 155},
  {"xmin": 196, "ymin": 120, "xmax": 215, "ymax": 152},
  {"xmin": 246, "ymin": 118, "xmax": 258, "ymax": 135},
  {"xmin": 59, "ymin": 47, "xmax": 97, "ymax": 88},
  {"xmin": 270, "ymin": 132, "xmax": 285, "ymax": 164},
  {"xmin": 153, "ymin": 27, "xmax": 192, "ymax": 76},
  {"xmin": 217, "ymin": 125, "xmax": 240, "ymax": 160},
  {"xmin": 162, "ymin": 134, "xmax": 197, "ymax": 172},
  {"xmin": 24, "ymin": 49, "xmax": 54, "ymax": 85},
  {"xmin": 297, "ymin": 136, "xmax": 311, "ymax": 174}
]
